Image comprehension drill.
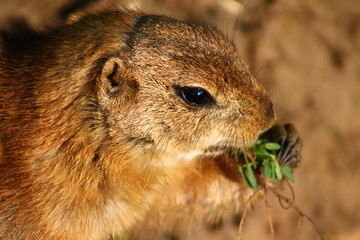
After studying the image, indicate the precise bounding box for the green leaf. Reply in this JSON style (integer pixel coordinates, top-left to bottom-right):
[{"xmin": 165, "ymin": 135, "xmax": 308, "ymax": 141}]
[
  {"xmin": 264, "ymin": 142, "xmax": 281, "ymax": 151},
  {"xmin": 268, "ymin": 154, "xmax": 276, "ymax": 162},
  {"xmin": 282, "ymin": 166, "xmax": 295, "ymax": 182},
  {"xmin": 238, "ymin": 165, "xmax": 258, "ymax": 191},
  {"xmin": 246, "ymin": 163, "xmax": 258, "ymax": 190},
  {"xmin": 274, "ymin": 161, "xmax": 283, "ymax": 180},
  {"xmin": 263, "ymin": 161, "xmax": 273, "ymax": 178},
  {"xmin": 243, "ymin": 150, "xmax": 250, "ymax": 164},
  {"xmin": 253, "ymin": 149, "xmax": 272, "ymax": 159}
]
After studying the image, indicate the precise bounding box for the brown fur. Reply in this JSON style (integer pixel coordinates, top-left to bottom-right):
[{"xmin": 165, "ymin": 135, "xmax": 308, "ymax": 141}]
[{"xmin": 0, "ymin": 11, "xmax": 274, "ymax": 239}]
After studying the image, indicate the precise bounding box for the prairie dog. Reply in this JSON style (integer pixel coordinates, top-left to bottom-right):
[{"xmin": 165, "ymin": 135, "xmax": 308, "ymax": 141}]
[{"xmin": 0, "ymin": 11, "xmax": 275, "ymax": 239}]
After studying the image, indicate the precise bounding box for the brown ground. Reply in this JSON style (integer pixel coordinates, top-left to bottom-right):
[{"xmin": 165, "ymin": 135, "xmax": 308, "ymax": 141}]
[{"xmin": 1, "ymin": 0, "xmax": 359, "ymax": 239}]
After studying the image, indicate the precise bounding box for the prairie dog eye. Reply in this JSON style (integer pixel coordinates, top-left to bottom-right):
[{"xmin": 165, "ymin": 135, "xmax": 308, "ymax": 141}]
[{"xmin": 174, "ymin": 86, "xmax": 215, "ymax": 107}]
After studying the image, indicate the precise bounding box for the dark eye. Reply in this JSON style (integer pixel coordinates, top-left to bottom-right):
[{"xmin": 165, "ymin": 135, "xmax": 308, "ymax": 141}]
[{"xmin": 174, "ymin": 86, "xmax": 215, "ymax": 107}]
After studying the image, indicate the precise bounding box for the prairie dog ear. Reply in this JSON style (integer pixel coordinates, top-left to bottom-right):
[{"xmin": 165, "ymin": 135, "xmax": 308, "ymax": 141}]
[{"xmin": 98, "ymin": 57, "xmax": 124, "ymax": 97}]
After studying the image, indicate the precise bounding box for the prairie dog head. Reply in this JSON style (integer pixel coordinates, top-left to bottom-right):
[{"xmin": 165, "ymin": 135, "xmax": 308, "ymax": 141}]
[
  {"xmin": 0, "ymin": 12, "xmax": 274, "ymax": 166},
  {"xmin": 94, "ymin": 13, "xmax": 275, "ymax": 162}
]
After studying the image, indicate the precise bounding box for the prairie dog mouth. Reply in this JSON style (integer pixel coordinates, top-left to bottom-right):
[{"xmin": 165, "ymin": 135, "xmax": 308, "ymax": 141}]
[
  {"xmin": 204, "ymin": 145, "xmax": 241, "ymax": 156},
  {"xmin": 205, "ymin": 141, "xmax": 255, "ymax": 155},
  {"xmin": 205, "ymin": 145, "xmax": 229, "ymax": 154}
]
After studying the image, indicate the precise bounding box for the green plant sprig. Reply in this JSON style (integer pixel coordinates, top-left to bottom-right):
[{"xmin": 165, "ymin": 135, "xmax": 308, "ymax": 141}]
[
  {"xmin": 232, "ymin": 139, "xmax": 295, "ymax": 191},
  {"xmin": 234, "ymin": 140, "xmax": 325, "ymax": 239}
]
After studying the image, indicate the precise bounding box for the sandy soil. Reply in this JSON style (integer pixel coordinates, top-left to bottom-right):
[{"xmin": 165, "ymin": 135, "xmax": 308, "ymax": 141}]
[{"xmin": 1, "ymin": 0, "xmax": 359, "ymax": 239}]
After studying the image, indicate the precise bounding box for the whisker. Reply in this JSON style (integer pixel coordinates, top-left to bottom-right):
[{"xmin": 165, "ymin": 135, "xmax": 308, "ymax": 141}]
[
  {"xmin": 253, "ymin": 62, "xmax": 273, "ymax": 80},
  {"xmin": 229, "ymin": 0, "xmax": 246, "ymax": 42},
  {"xmin": 142, "ymin": 131, "xmax": 166, "ymax": 187}
]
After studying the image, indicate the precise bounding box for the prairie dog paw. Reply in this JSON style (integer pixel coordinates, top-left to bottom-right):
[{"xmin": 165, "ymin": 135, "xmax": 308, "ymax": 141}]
[{"xmin": 260, "ymin": 124, "xmax": 302, "ymax": 168}]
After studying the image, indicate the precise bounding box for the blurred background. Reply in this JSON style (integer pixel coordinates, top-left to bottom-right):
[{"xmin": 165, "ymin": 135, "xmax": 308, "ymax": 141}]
[{"xmin": 0, "ymin": 0, "xmax": 359, "ymax": 239}]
